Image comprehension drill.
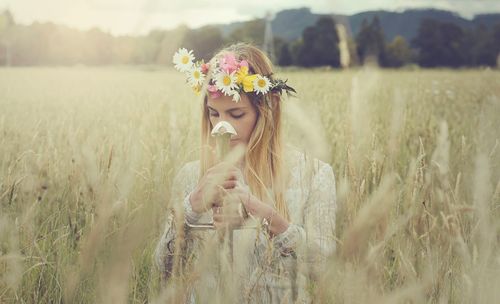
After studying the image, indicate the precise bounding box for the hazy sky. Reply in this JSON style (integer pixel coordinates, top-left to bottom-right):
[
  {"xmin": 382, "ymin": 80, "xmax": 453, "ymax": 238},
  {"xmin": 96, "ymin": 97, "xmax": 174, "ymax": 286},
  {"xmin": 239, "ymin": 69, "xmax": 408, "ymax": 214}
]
[{"xmin": 1, "ymin": 0, "xmax": 499, "ymax": 35}]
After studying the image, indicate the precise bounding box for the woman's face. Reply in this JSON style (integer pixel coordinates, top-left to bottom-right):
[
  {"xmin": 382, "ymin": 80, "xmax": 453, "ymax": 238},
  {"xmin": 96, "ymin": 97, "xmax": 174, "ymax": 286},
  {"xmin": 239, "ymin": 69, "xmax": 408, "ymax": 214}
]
[{"xmin": 207, "ymin": 93, "xmax": 259, "ymax": 148}]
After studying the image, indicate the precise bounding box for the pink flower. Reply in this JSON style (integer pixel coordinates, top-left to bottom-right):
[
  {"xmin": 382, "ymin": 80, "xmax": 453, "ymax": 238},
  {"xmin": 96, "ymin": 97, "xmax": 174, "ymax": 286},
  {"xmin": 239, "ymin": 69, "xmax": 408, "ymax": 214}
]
[
  {"xmin": 201, "ymin": 63, "xmax": 210, "ymax": 74},
  {"xmin": 208, "ymin": 84, "xmax": 222, "ymax": 98},
  {"xmin": 220, "ymin": 53, "xmax": 239, "ymax": 74},
  {"xmin": 238, "ymin": 60, "xmax": 248, "ymax": 69}
]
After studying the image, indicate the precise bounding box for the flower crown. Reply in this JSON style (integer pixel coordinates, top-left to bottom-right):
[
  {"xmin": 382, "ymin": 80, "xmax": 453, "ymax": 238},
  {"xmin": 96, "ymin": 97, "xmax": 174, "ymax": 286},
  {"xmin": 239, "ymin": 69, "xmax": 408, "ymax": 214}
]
[{"xmin": 172, "ymin": 48, "xmax": 296, "ymax": 103}]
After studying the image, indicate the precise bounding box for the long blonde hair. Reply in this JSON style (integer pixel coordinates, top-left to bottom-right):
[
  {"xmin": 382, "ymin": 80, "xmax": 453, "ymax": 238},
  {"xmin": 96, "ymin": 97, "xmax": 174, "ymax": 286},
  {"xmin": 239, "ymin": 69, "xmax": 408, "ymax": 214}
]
[{"xmin": 199, "ymin": 42, "xmax": 291, "ymax": 221}]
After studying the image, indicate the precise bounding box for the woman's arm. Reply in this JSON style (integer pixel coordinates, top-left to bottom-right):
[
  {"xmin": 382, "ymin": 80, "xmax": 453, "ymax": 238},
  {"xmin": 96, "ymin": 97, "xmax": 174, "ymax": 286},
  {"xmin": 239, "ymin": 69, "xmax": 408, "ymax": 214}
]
[
  {"xmin": 271, "ymin": 160, "xmax": 337, "ymax": 263},
  {"xmin": 184, "ymin": 191, "xmax": 204, "ymax": 224},
  {"xmin": 153, "ymin": 162, "xmax": 200, "ymax": 282}
]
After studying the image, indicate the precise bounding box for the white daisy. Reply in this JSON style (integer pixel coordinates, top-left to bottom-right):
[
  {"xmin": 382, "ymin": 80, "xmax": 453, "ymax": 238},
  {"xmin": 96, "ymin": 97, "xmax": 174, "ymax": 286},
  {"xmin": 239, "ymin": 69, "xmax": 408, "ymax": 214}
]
[
  {"xmin": 253, "ymin": 75, "xmax": 271, "ymax": 95},
  {"xmin": 188, "ymin": 66, "xmax": 205, "ymax": 86},
  {"xmin": 215, "ymin": 70, "xmax": 238, "ymax": 96},
  {"xmin": 173, "ymin": 48, "xmax": 195, "ymax": 72},
  {"xmin": 206, "ymin": 58, "xmax": 221, "ymax": 77},
  {"xmin": 229, "ymin": 90, "xmax": 241, "ymax": 102}
]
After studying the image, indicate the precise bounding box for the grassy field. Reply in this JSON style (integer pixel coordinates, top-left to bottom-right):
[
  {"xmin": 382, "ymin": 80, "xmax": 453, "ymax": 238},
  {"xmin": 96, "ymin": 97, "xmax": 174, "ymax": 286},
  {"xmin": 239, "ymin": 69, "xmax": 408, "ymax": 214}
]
[{"xmin": 1, "ymin": 67, "xmax": 499, "ymax": 303}]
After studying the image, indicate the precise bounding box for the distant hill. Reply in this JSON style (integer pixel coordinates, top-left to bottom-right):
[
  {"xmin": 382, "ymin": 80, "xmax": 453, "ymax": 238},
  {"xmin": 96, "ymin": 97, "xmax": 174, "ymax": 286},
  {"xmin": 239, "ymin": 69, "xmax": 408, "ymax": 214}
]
[
  {"xmin": 217, "ymin": 7, "xmax": 500, "ymax": 43},
  {"xmin": 473, "ymin": 13, "xmax": 500, "ymax": 28},
  {"xmin": 349, "ymin": 9, "xmax": 471, "ymax": 42}
]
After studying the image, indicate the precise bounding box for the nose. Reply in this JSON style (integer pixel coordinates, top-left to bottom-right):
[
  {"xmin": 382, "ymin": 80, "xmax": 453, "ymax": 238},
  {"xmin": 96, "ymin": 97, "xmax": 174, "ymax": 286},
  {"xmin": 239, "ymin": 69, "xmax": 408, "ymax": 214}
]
[
  {"xmin": 219, "ymin": 113, "xmax": 231, "ymax": 121},
  {"xmin": 212, "ymin": 114, "xmax": 233, "ymax": 126},
  {"xmin": 211, "ymin": 115, "xmax": 238, "ymax": 133}
]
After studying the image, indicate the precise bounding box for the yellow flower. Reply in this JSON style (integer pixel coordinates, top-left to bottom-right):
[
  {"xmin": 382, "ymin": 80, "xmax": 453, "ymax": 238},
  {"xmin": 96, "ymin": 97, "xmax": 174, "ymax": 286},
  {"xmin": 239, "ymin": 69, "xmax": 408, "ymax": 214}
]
[
  {"xmin": 192, "ymin": 84, "xmax": 201, "ymax": 95},
  {"xmin": 236, "ymin": 66, "xmax": 248, "ymax": 83},
  {"xmin": 236, "ymin": 66, "xmax": 258, "ymax": 93}
]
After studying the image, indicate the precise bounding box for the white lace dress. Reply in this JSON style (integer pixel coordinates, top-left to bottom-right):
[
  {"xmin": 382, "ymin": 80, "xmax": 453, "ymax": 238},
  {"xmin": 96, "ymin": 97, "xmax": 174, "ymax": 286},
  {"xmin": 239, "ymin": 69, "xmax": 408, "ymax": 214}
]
[{"xmin": 154, "ymin": 146, "xmax": 337, "ymax": 303}]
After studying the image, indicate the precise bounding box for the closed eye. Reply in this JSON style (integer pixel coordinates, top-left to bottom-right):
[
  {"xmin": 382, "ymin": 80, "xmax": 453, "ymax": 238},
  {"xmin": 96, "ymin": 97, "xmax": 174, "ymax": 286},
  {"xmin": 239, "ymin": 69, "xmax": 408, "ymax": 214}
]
[{"xmin": 209, "ymin": 112, "xmax": 244, "ymax": 119}]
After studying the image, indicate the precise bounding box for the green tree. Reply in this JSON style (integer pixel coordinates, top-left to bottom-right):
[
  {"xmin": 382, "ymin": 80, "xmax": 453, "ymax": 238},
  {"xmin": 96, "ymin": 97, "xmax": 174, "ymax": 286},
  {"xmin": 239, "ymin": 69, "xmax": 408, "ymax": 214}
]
[
  {"xmin": 463, "ymin": 24, "xmax": 491, "ymax": 66},
  {"xmin": 289, "ymin": 39, "xmax": 302, "ymax": 65},
  {"xmin": 296, "ymin": 16, "xmax": 340, "ymax": 67},
  {"xmin": 0, "ymin": 9, "xmax": 14, "ymax": 30},
  {"xmin": 412, "ymin": 18, "xmax": 466, "ymax": 67},
  {"xmin": 355, "ymin": 16, "xmax": 386, "ymax": 65},
  {"xmin": 112, "ymin": 35, "xmax": 136, "ymax": 64},
  {"xmin": 155, "ymin": 25, "xmax": 189, "ymax": 65},
  {"xmin": 182, "ymin": 25, "xmax": 224, "ymax": 61},
  {"xmin": 46, "ymin": 25, "xmax": 85, "ymax": 64},
  {"xmin": 83, "ymin": 27, "xmax": 114, "ymax": 65},
  {"xmin": 384, "ymin": 36, "xmax": 413, "ymax": 67},
  {"xmin": 227, "ymin": 19, "xmax": 265, "ymax": 46},
  {"xmin": 0, "ymin": 10, "xmax": 15, "ymax": 66},
  {"xmin": 493, "ymin": 23, "xmax": 500, "ymax": 67},
  {"xmin": 16, "ymin": 22, "xmax": 54, "ymax": 65},
  {"xmin": 278, "ymin": 42, "xmax": 293, "ymax": 66},
  {"xmin": 131, "ymin": 32, "xmax": 160, "ymax": 64},
  {"xmin": 467, "ymin": 23, "xmax": 500, "ymax": 67}
]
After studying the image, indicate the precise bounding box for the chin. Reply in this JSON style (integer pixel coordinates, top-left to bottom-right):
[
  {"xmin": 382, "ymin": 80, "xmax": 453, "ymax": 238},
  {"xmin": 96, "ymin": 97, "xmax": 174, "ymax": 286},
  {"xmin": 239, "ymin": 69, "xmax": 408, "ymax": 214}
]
[{"xmin": 230, "ymin": 140, "xmax": 245, "ymax": 147}]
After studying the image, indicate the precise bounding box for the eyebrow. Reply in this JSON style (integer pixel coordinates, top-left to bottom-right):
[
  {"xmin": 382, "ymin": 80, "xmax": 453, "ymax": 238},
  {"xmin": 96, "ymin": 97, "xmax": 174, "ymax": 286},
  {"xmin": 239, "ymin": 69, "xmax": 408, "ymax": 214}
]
[{"xmin": 207, "ymin": 106, "xmax": 247, "ymax": 112}]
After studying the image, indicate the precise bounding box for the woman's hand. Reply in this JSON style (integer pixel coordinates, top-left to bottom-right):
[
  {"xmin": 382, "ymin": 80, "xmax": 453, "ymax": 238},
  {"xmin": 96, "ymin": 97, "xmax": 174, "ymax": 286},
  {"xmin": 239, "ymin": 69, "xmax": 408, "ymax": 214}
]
[
  {"xmin": 189, "ymin": 162, "xmax": 242, "ymax": 214},
  {"xmin": 221, "ymin": 187, "xmax": 290, "ymax": 236},
  {"xmin": 212, "ymin": 200, "xmax": 246, "ymax": 230}
]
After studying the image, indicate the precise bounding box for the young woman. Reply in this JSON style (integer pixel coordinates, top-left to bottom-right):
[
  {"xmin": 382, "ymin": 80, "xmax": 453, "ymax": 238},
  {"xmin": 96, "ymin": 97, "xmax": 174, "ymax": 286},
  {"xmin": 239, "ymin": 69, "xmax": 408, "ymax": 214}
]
[{"xmin": 154, "ymin": 42, "xmax": 337, "ymax": 303}]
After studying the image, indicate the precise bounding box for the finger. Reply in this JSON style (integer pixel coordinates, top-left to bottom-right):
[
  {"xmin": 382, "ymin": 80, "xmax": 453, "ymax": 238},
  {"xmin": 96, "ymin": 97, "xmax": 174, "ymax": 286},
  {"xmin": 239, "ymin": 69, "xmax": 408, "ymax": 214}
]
[
  {"xmin": 222, "ymin": 180, "xmax": 237, "ymax": 189},
  {"xmin": 212, "ymin": 201, "xmax": 223, "ymax": 208},
  {"xmin": 224, "ymin": 186, "xmax": 237, "ymax": 193},
  {"xmin": 225, "ymin": 187, "xmax": 245, "ymax": 197},
  {"xmin": 213, "ymin": 213, "xmax": 240, "ymax": 220},
  {"xmin": 212, "ymin": 172, "xmax": 238, "ymax": 182},
  {"xmin": 211, "ymin": 163, "xmax": 241, "ymax": 178},
  {"xmin": 214, "ymin": 220, "xmax": 230, "ymax": 229},
  {"xmin": 220, "ymin": 186, "xmax": 244, "ymax": 199},
  {"xmin": 216, "ymin": 185, "xmax": 232, "ymax": 199},
  {"xmin": 226, "ymin": 174, "xmax": 238, "ymax": 181},
  {"xmin": 213, "ymin": 221, "xmax": 222, "ymax": 230},
  {"xmin": 224, "ymin": 169, "xmax": 240, "ymax": 179}
]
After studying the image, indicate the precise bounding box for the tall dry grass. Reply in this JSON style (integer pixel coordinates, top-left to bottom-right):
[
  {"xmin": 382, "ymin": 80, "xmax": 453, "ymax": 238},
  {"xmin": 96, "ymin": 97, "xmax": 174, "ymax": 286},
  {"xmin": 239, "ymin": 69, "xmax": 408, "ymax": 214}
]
[{"xmin": 0, "ymin": 66, "xmax": 499, "ymax": 303}]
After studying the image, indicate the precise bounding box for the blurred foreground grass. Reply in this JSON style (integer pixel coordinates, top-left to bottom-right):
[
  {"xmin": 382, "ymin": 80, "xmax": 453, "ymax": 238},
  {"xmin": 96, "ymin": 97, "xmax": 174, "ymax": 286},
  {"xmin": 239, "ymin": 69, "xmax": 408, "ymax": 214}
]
[{"xmin": 0, "ymin": 67, "xmax": 499, "ymax": 303}]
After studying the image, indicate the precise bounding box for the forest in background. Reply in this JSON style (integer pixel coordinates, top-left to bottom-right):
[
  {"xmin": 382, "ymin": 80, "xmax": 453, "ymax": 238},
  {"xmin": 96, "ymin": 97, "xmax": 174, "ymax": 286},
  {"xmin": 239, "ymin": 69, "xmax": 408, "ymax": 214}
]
[{"xmin": 0, "ymin": 8, "xmax": 499, "ymax": 68}]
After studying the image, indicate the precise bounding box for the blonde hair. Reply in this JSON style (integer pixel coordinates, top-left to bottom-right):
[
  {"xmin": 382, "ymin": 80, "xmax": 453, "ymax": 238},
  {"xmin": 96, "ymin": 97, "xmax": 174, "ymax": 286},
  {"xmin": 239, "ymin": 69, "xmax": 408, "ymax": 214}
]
[{"xmin": 199, "ymin": 42, "xmax": 291, "ymax": 222}]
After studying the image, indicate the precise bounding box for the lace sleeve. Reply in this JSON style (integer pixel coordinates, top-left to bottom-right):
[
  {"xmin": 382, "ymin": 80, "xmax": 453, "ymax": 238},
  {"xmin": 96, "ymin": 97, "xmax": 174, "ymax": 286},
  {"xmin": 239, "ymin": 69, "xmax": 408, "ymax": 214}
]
[
  {"xmin": 272, "ymin": 160, "xmax": 337, "ymax": 264},
  {"xmin": 184, "ymin": 191, "xmax": 203, "ymax": 224},
  {"xmin": 153, "ymin": 162, "xmax": 200, "ymax": 282}
]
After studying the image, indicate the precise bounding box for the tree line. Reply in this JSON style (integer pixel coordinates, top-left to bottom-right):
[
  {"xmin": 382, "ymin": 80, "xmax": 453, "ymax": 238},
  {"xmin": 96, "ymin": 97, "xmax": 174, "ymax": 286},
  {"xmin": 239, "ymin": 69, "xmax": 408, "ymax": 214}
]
[{"xmin": 1, "ymin": 9, "xmax": 499, "ymax": 68}]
